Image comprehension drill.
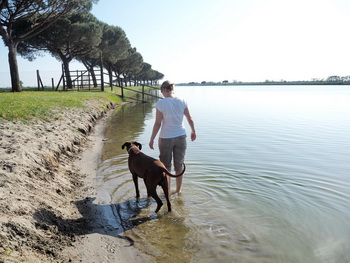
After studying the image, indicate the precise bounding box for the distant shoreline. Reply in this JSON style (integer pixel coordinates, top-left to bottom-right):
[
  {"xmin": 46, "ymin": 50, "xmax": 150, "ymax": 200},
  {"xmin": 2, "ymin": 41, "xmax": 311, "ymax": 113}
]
[{"xmin": 177, "ymin": 81, "xmax": 350, "ymax": 86}]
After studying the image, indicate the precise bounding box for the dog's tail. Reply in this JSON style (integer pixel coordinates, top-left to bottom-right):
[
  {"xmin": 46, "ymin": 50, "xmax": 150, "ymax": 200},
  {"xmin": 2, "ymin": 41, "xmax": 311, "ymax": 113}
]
[{"xmin": 162, "ymin": 163, "xmax": 186, "ymax": 177}]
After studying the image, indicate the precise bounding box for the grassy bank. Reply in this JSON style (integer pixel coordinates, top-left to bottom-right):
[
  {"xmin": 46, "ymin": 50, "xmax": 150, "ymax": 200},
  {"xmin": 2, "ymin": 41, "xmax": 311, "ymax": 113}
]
[{"xmin": 0, "ymin": 88, "xmax": 130, "ymax": 122}]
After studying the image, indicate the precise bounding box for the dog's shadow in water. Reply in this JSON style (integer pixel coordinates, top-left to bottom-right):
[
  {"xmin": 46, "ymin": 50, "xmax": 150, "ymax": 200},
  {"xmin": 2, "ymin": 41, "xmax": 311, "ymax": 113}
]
[{"xmin": 33, "ymin": 196, "xmax": 158, "ymax": 246}]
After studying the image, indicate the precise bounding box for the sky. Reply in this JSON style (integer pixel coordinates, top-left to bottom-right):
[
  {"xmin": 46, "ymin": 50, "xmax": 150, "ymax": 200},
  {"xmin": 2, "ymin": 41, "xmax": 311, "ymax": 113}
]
[{"xmin": 1, "ymin": 0, "xmax": 350, "ymax": 87}]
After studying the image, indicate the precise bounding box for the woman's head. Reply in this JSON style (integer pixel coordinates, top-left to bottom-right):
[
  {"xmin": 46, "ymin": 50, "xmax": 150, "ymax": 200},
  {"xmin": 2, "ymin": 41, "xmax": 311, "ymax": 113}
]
[{"xmin": 161, "ymin": 80, "xmax": 174, "ymax": 92}]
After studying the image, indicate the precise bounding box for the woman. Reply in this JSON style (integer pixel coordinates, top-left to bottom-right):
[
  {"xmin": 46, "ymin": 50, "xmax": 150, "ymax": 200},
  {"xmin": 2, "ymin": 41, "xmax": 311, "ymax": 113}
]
[{"xmin": 149, "ymin": 80, "xmax": 196, "ymax": 194}]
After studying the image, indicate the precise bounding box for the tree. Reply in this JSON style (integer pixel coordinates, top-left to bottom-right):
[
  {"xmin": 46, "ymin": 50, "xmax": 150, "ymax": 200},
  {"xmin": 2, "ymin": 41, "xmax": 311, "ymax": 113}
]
[
  {"xmin": 150, "ymin": 70, "xmax": 164, "ymax": 85},
  {"xmin": 133, "ymin": 62, "xmax": 165, "ymax": 85},
  {"xmin": 19, "ymin": 12, "xmax": 103, "ymax": 90},
  {"xmin": 124, "ymin": 50, "xmax": 144, "ymax": 86},
  {"xmin": 326, "ymin": 76, "xmax": 341, "ymax": 82},
  {"xmin": 113, "ymin": 47, "xmax": 143, "ymax": 86},
  {"xmin": 134, "ymin": 62, "xmax": 152, "ymax": 84},
  {"xmin": 76, "ymin": 23, "xmax": 130, "ymax": 88},
  {"xmin": 99, "ymin": 24, "xmax": 130, "ymax": 88},
  {"xmin": 0, "ymin": 0, "xmax": 96, "ymax": 92}
]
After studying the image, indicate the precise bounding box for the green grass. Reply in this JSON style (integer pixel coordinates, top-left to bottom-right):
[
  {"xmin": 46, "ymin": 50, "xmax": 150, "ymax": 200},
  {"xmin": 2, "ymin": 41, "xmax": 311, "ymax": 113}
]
[
  {"xmin": 0, "ymin": 85, "xmax": 159, "ymax": 122},
  {"xmin": 0, "ymin": 88, "xmax": 123, "ymax": 122}
]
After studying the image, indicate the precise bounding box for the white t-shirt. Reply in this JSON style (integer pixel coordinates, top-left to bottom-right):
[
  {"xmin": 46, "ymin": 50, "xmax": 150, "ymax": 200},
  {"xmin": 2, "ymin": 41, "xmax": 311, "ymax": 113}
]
[{"xmin": 156, "ymin": 97, "xmax": 187, "ymax": 138}]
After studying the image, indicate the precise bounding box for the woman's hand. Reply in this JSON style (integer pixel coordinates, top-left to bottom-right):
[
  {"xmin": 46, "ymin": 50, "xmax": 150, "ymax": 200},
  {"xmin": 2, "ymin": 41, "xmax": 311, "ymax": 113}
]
[
  {"xmin": 149, "ymin": 139, "xmax": 154, "ymax": 150},
  {"xmin": 191, "ymin": 131, "xmax": 197, "ymax": 141}
]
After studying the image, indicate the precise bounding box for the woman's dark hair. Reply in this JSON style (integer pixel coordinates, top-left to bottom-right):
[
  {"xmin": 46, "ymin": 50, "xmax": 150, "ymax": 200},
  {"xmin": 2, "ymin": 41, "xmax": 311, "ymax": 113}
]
[{"xmin": 161, "ymin": 80, "xmax": 174, "ymax": 91}]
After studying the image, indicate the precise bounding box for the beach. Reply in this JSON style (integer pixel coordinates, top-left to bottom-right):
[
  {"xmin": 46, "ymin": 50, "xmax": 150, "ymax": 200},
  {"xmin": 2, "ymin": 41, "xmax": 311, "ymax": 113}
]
[{"xmin": 0, "ymin": 101, "xmax": 150, "ymax": 262}]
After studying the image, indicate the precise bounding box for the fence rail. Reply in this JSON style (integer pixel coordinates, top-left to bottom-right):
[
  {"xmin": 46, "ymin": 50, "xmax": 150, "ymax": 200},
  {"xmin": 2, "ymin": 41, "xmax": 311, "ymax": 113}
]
[
  {"xmin": 36, "ymin": 68, "xmax": 162, "ymax": 103},
  {"xmin": 121, "ymin": 85, "xmax": 162, "ymax": 103}
]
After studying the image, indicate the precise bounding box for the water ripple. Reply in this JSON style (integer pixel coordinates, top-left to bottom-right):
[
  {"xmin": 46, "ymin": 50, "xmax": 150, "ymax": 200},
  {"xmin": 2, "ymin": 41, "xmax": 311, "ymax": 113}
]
[{"xmin": 96, "ymin": 86, "xmax": 350, "ymax": 262}]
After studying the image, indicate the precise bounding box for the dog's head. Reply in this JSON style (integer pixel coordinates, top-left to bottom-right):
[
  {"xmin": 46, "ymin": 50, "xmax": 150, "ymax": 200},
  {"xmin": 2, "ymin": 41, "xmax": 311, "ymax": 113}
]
[{"xmin": 122, "ymin": 141, "xmax": 142, "ymax": 152}]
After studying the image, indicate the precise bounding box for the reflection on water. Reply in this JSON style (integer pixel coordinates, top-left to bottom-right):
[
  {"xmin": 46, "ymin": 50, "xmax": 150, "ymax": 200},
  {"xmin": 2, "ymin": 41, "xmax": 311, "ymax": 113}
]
[{"xmin": 96, "ymin": 86, "xmax": 350, "ymax": 262}]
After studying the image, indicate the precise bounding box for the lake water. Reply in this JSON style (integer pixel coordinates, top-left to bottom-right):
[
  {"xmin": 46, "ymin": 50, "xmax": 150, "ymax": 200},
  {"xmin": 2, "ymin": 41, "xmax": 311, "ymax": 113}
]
[{"xmin": 96, "ymin": 85, "xmax": 350, "ymax": 263}]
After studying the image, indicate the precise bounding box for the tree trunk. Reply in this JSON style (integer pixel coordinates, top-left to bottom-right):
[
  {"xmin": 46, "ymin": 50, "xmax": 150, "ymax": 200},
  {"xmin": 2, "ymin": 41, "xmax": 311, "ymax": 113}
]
[
  {"xmin": 62, "ymin": 58, "xmax": 72, "ymax": 90},
  {"xmin": 90, "ymin": 68, "xmax": 98, "ymax": 87},
  {"xmin": 114, "ymin": 71, "xmax": 121, "ymax": 87},
  {"xmin": 106, "ymin": 65, "xmax": 113, "ymax": 88},
  {"xmin": 82, "ymin": 61, "xmax": 98, "ymax": 87},
  {"xmin": 8, "ymin": 41, "xmax": 21, "ymax": 92},
  {"xmin": 122, "ymin": 73, "xmax": 127, "ymax": 87}
]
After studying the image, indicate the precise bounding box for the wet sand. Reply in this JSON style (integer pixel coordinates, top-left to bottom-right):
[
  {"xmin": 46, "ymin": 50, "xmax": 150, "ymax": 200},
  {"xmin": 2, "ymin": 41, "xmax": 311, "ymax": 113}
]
[
  {"xmin": 0, "ymin": 101, "xmax": 151, "ymax": 262},
  {"xmin": 63, "ymin": 105, "xmax": 152, "ymax": 262}
]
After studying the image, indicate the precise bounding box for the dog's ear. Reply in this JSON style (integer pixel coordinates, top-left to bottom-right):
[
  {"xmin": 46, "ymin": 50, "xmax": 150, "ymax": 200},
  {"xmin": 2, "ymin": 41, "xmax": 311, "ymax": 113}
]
[
  {"xmin": 121, "ymin": 142, "xmax": 130, "ymax": 149},
  {"xmin": 135, "ymin": 142, "xmax": 142, "ymax": 150}
]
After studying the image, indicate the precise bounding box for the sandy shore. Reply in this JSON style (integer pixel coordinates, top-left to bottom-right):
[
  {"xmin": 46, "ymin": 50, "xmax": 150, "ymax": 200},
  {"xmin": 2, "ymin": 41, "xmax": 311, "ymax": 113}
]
[{"xmin": 0, "ymin": 101, "xmax": 150, "ymax": 262}]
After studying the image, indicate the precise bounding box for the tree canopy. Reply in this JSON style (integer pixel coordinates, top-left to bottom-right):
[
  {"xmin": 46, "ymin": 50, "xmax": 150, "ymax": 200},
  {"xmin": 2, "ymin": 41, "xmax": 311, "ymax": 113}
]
[
  {"xmin": 0, "ymin": 0, "xmax": 97, "ymax": 92},
  {"xmin": 1, "ymin": 0, "xmax": 164, "ymax": 91},
  {"xmin": 19, "ymin": 12, "xmax": 103, "ymax": 89}
]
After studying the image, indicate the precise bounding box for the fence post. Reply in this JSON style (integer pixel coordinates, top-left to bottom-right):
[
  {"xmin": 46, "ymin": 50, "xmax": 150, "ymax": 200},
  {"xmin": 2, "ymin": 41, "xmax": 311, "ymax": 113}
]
[
  {"xmin": 100, "ymin": 52, "xmax": 104, "ymax": 92},
  {"xmin": 142, "ymin": 84, "xmax": 145, "ymax": 102},
  {"xmin": 37, "ymin": 70, "xmax": 40, "ymax": 90},
  {"xmin": 80, "ymin": 71, "xmax": 84, "ymax": 91},
  {"xmin": 36, "ymin": 70, "xmax": 44, "ymax": 90},
  {"xmin": 88, "ymin": 71, "xmax": 91, "ymax": 91},
  {"xmin": 62, "ymin": 64, "xmax": 66, "ymax": 91},
  {"xmin": 101, "ymin": 66, "xmax": 104, "ymax": 91}
]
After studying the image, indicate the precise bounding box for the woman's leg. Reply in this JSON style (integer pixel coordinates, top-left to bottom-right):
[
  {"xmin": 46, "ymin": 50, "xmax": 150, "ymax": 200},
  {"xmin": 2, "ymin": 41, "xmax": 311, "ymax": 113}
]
[
  {"xmin": 173, "ymin": 136, "xmax": 187, "ymax": 194},
  {"xmin": 159, "ymin": 137, "xmax": 174, "ymax": 195},
  {"xmin": 174, "ymin": 173, "xmax": 183, "ymax": 194}
]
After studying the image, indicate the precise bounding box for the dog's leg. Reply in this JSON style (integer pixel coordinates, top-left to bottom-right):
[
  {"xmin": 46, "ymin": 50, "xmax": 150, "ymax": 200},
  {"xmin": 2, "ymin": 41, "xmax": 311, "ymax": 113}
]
[
  {"xmin": 160, "ymin": 177, "xmax": 171, "ymax": 212},
  {"xmin": 148, "ymin": 188, "xmax": 163, "ymax": 213},
  {"xmin": 132, "ymin": 172, "xmax": 140, "ymax": 198},
  {"xmin": 144, "ymin": 178, "xmax": 151, "ymax": 198}
]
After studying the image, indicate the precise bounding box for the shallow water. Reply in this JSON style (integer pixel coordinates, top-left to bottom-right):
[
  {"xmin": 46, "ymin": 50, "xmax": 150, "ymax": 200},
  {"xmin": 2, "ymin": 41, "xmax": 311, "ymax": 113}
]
[{"xmin": 96, "ymin": 85, "xmax": 350, "ymax": 262}]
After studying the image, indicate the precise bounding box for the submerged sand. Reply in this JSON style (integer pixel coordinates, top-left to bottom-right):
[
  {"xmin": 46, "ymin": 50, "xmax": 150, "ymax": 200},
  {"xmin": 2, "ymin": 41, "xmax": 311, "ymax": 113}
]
[{"xmin": 0, "ymin": 101, "xmax": 150, "ymax": 262}]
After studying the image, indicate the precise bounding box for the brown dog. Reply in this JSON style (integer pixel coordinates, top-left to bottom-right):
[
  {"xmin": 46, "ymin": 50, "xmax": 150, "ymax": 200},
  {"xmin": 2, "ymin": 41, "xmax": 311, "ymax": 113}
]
[{"xmin": 122, "ymin": 141, "xmax": 185, "ymax": 213}]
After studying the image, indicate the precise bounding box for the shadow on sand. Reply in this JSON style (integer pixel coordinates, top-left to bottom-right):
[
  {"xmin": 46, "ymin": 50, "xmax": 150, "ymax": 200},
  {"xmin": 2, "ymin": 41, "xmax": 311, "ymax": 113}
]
[{"xmin": 33, "ymin": 196, "xmax": 158, "ymax": 247}]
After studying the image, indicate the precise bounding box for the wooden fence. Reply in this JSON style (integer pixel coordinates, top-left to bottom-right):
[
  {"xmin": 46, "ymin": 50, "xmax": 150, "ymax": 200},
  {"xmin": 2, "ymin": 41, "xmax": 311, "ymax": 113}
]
[
  {"xmin": 120, "ymin": 84, "xmax": 162, "ymax": 103},
  {"xmin": 36, "ymin": 68, "xmax": 162, "ymax": 103}
]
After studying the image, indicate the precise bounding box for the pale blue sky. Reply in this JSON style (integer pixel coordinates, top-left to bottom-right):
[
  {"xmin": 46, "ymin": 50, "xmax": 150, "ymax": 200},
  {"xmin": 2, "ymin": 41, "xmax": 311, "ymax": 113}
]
[{"xmin": 1, "ymin": 0, "xmax": 350, "ymax": 87}]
